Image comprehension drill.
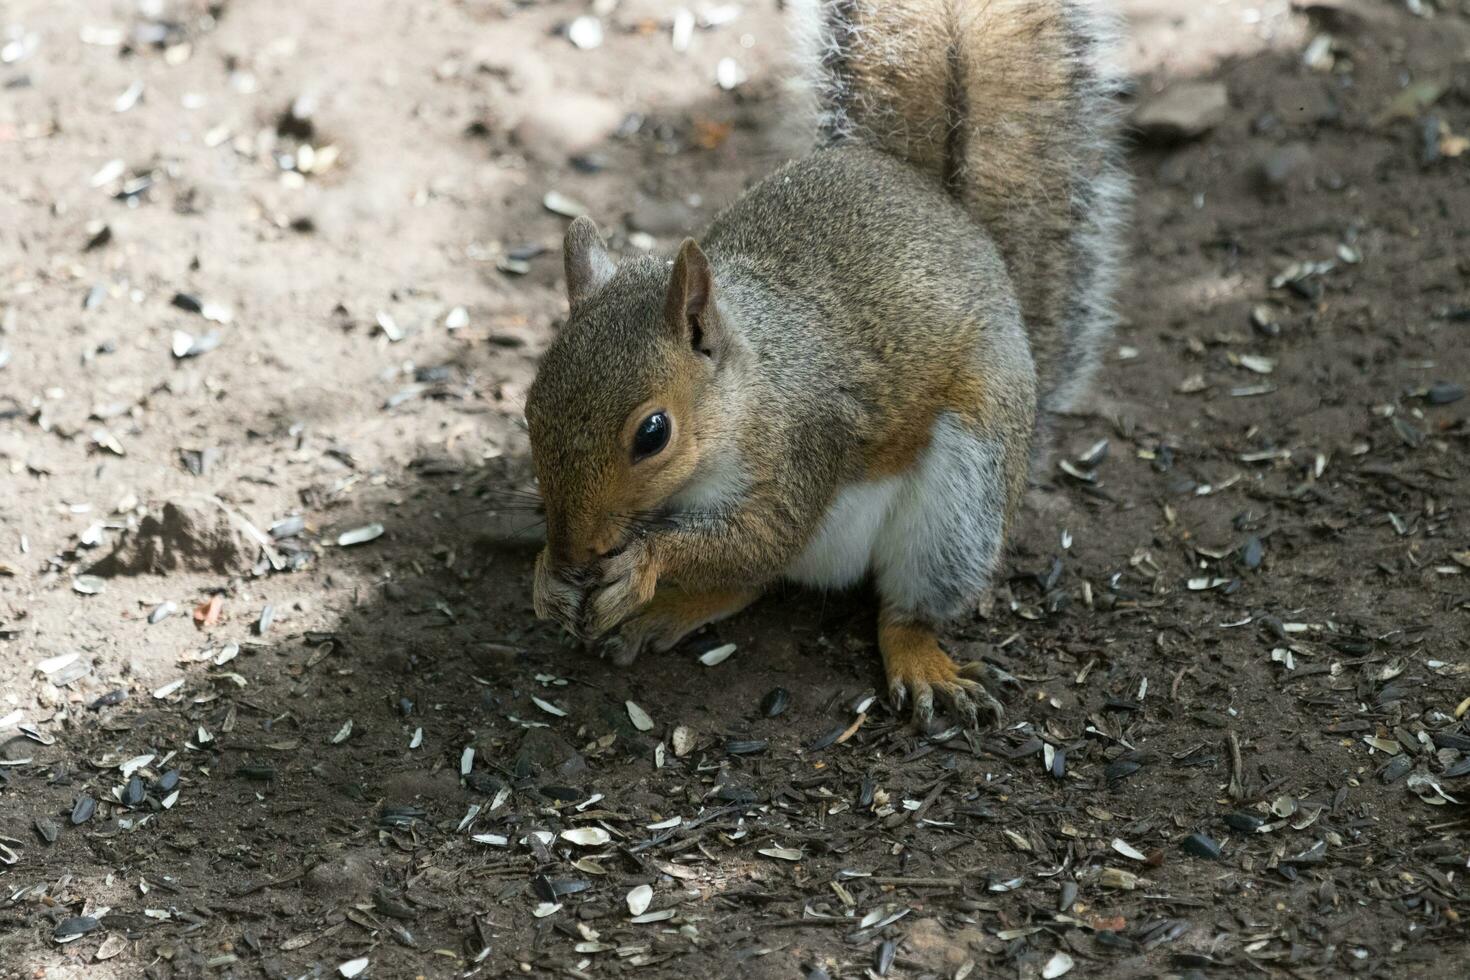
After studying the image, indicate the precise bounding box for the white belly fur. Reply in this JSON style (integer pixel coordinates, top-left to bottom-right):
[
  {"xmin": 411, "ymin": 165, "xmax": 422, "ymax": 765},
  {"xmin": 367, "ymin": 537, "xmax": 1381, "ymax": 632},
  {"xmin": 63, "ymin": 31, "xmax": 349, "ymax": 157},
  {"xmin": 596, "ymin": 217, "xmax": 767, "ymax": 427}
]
[
  {"xmin": 785, "ymin": 477, "xmax": 901, "ymax": 589},
  {"xmin": 782, "ymin": 413, "xmax": 1006, "ymax": 620}
]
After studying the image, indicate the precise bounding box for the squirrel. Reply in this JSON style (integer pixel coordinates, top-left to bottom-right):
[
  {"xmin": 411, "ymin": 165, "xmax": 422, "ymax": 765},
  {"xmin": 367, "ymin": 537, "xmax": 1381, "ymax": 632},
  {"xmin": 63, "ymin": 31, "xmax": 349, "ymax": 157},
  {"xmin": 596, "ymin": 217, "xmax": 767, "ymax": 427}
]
[{"xmin": 523, "ymin": 0, "xmax": 1129, "ymax": 727}]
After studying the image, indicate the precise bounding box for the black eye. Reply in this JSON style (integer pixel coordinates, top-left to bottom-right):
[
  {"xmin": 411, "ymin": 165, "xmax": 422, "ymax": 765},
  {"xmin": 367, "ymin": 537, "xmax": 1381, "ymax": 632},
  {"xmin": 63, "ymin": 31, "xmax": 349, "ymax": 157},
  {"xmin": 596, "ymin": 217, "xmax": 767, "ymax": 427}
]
[{"xmin": 632, "ymin": 412, "xmax": 671, "ymax": 461}]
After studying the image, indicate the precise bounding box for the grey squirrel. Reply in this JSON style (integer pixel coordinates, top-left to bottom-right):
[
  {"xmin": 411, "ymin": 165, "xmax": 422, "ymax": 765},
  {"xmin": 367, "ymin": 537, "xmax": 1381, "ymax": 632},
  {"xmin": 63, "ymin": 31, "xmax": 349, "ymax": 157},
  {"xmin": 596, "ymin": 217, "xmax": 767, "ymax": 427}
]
[{"xmin": 524, "ymin": 0, "xmax": 1129, "ymax": 726}]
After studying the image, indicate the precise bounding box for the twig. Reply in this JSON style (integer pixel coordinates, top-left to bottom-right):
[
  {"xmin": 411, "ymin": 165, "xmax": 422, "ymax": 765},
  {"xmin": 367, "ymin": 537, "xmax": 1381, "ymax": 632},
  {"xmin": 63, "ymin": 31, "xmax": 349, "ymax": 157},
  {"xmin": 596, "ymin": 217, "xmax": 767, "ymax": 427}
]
[{"xmin": 1228, "ymin": 731, "xmax": 1246, "ymax": 801}]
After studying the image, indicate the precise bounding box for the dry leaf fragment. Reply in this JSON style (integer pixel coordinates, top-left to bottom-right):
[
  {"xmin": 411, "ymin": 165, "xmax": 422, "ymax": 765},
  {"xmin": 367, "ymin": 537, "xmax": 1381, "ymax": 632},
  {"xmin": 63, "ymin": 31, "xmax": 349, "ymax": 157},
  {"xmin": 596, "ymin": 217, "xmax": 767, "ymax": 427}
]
[
  {"xmin": 193, "ymin": 594, "xmax": 223, "ymax": 628},
  {"xmin": 692, "ymin": 118, "xmax": 733, "ymax": 150}
]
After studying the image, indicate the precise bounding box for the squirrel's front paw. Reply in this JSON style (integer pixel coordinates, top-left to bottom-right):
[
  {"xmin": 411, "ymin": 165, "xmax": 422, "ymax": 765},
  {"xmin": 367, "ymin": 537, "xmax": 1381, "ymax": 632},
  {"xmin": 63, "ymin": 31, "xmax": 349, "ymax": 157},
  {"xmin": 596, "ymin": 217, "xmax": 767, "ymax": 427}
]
[
  {"xmin": 533, "ymin": 549, "xmax": 586, "ymax": 636},
  {"xmin": 583, "ymin": 543, "xmax": 659, "ymax": 639}
]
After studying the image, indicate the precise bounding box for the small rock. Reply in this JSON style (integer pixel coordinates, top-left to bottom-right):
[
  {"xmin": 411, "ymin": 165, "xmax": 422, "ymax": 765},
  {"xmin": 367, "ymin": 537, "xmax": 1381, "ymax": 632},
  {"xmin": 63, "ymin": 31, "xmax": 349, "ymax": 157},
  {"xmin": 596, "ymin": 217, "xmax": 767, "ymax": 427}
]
[
  {"xmin": 303, "ymin": 854, "xmax": 377, "ymax": 899},
  {"xmin": 511, "ymin": 728, "xmax": 587, "ymax": 781},
  {"xmin": 1133, "ymin": 82, "xmax": 1230, "ymax": 142},
  {"xmin": 88, "ymin": 496, "xmax": 259, "ymax": 576}
]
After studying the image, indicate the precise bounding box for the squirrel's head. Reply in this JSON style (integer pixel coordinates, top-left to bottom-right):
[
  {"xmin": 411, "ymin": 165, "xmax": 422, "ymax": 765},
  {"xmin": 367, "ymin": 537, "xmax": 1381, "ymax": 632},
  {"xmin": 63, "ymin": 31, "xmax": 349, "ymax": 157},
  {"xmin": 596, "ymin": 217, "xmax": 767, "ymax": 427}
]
[{"xmin": 525, "ymin": 216, "xmax": 729, "ymax": 574}]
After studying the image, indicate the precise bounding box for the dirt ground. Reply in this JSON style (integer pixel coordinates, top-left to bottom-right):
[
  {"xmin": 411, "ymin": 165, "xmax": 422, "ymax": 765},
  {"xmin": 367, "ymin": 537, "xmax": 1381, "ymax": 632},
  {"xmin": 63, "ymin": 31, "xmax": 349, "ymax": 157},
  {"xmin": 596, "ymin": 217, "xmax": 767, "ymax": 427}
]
[{"xmin": 2, "ymin": 0, "xmax": 1469, "ymax": 977}]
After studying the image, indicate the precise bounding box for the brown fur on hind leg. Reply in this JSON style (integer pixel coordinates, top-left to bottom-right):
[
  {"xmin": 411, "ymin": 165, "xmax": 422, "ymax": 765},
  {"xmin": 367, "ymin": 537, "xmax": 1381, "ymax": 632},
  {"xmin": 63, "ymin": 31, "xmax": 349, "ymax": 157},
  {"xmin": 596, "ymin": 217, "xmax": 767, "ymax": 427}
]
[
  {"xmin": 878, "ymin": 608, "xmax": 1003, "ymax": 728},
  {"xmin": 607, "ymin": 588, "xmax": 759, "ymax": 666}
]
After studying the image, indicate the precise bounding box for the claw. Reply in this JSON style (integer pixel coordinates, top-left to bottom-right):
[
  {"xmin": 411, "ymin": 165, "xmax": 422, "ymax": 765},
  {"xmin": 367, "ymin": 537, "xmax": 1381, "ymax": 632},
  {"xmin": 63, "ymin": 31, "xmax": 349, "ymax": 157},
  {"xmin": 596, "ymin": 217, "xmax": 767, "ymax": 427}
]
[
  {"xmin": 914, "ymin": 686, "xmax": 935, "ymax": 726},
  {"xmin": 952, "ymin": 689, "xmax": 980, "ymax": 728},
  {"xmin": 603, "ymin": 634, "xmax": 641, "ymax": 667},
  {"xmin": 879, "ymin": 617, "xmax": 1006, "ymax": 730}
]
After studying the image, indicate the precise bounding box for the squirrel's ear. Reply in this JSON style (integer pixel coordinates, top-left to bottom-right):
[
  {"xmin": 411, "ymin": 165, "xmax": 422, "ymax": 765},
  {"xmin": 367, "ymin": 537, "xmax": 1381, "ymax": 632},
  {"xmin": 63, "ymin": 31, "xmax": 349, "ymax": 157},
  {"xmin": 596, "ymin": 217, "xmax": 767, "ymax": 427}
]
[
  {"xmin": 664, "ymin": 238, "xmax": 716, "ymax": 353},
  {"xmin": 563, "ymin": 216, "xmax": 616, "ymax": 308}
]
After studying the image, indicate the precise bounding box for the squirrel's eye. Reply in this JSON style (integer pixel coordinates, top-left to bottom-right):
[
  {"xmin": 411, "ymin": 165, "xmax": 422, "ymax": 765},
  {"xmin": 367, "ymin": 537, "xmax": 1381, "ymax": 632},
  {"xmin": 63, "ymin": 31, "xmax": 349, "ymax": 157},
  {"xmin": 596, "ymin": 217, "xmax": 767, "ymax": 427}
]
[{"xmin": 631, "ymin": 412, "xmax": 671, "ymax": 461}]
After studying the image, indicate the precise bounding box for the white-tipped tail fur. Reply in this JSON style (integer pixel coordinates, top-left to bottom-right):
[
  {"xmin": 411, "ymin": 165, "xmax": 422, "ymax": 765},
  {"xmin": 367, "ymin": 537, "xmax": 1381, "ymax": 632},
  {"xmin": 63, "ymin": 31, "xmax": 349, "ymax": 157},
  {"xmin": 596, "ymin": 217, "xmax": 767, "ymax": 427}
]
[{"xmin": 787, "ymin": 0, "xmax": 1131, "ymax": 416}]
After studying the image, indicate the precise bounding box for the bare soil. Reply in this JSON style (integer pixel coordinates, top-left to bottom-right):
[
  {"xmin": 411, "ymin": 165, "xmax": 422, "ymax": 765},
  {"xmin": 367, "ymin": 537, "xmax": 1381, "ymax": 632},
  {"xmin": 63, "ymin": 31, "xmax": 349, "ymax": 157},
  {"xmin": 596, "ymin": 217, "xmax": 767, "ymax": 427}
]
[{"xmin": 2, "ymin": 1, "xmax": 1469, "ymax": 978}]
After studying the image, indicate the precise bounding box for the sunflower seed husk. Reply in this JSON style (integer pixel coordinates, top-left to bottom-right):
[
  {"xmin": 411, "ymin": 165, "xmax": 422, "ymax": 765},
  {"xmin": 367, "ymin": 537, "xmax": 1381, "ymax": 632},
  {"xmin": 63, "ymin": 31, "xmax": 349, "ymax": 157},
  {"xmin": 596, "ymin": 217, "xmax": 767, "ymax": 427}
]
[
  {"xmin": 152, "ymin": 679, "xmax": 184, "ymax": 699},
  {"xmin": 543, "ymin": 191, "xmax": 588, "ymax": 219},
  {"xmin": 560, "ymin": 827, "xmax": 610, "ymax": 847},
  {"xmin": 627, "ymin": 883, "xmax": 653, "ymax": 916},
  {"xmin": 1224, "ymin": 811, "xmax": 1264, "ymax": 833},
  {"xmin": 72, "ymin": 575, "xmax": 105, "ymax": 595},
  {"xmin": 1111, "ymin": 838, "xmax": 1147, "ymax": 861},
  {"xmin": 71, "ymin": 796, "xmax": 96, "ymax": 824},
  {"xmin": 761, "ymin": 687, "xmax": 789, "ymax": 717},
  {"xmin": 694, "ymin": 642, "xmax": 736, "ymax": 667},
  {"xmin": 725, "ymin": 739, "xmax": 767, "ymax": 756},
  {"xmin": 1042, "ymin": 952, "xmax": 1074, "ymax": 979},
  {"xmin": 336, "ymin": 523, "xmax": 384, "ymax": 547},
  {"xmin": 1181, "ymin": 832, "xmax": 1222, "ymax": 859},
  {"xmin": 532, "ymin": 696, "xmax": 566, "ymax": 718},
  {"xmin": 758, "ymin": 846, "xmax": 802, "ymax": 861},
  {"xmin": 34, "ymin": 816, "xmax": 60, "ymax": 843},
  {"xmin": 626, "ymin": 701, "xmax": 654, "ymax": 732},
  {"xmin": 122, "ymin": 774, "xmax": 146, "ymax": 807},
  {"xmin": 54, "ymin": 916, "xmax": 101, "ymax": 942},
  {"xmin": 94, "ymin": 934, "xmax": 129, "ymax": 960}
]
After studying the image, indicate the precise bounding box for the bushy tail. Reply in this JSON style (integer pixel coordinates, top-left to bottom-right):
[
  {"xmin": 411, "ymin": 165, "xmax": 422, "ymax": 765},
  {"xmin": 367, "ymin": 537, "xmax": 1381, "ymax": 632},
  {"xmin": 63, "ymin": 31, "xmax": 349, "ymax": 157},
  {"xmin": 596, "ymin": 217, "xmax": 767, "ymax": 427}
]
[{"xmin": 791, "ymin": 0, "xmax": 1130, "ymax": 414}]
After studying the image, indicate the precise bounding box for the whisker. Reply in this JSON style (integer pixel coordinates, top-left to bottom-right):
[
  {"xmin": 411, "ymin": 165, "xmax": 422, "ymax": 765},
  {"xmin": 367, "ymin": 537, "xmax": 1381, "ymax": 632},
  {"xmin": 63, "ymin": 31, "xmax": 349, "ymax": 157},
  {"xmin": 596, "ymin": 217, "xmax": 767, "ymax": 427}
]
[
  {"xmin": 473, "ymin": 488, "xmax": 544, "ymax": 503},
  {"xmin": 450, "ymin": 503, "xmax": 544, "ymax": 524},
  {"xmin": 504, "ymin": 517, "xmax": 548, "ymax": 539}
]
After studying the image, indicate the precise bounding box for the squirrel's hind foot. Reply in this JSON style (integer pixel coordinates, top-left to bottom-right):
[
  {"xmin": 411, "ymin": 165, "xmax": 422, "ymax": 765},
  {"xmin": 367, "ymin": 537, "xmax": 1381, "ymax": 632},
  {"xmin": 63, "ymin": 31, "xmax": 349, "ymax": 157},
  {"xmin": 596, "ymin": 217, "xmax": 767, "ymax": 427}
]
[{"xmin": 879, "ymin": 617, "xmax": 1004, "ymax": 730}]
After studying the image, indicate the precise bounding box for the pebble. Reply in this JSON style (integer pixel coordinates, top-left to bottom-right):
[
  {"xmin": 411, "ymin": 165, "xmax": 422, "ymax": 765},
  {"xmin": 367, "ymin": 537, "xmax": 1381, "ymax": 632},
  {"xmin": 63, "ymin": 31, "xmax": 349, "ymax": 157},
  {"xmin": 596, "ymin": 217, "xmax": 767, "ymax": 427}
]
[
  {"xmin": 1133, "ymin": 82, "xmax": 1230, "ymax": 142},
  {"xmin": 304, "ymin": 854, "xmax": 377, "ymax": 899},
  {"xmin": 567, "ymin": 16, "xmax": 603, "ymax": 50}
]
